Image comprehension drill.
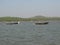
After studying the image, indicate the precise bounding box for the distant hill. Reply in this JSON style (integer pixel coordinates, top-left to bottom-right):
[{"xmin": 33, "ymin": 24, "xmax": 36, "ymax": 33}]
[
  {"xmin": 27, "ymin": 15, "xmax": 48, "ymax": 21},
  {"xmin": 30, "ymin": 15, "xmax": 46, "ymax": 19}
]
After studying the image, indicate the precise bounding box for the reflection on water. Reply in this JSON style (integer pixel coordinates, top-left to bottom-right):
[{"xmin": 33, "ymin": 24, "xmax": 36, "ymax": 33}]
[{"xmin": 0, "ymin": 21, "xmax": 60, "ymax": 45}]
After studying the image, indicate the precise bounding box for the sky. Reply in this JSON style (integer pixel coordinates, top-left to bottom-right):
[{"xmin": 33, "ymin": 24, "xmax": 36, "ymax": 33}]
[{"xmin": 0, "ymin": 0, "xmax": 60, "ymax": 18}]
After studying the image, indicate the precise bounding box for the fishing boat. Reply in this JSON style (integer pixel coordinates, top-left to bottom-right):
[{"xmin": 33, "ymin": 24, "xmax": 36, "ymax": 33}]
[
  {"xmin": 5, "ymin": 21, "xmax": 20, "ymax": 25},
  {"xmin": 35, "ymin": 21, "xmax": 48, "ymax": 25}
]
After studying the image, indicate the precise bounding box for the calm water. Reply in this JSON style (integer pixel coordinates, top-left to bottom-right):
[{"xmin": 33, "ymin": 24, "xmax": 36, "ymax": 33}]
[{"xmin": 0, "ymin": 21, "xmax": 60, "ymax": 45}]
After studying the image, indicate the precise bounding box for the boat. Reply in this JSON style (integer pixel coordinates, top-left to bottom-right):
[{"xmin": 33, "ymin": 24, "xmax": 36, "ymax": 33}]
[
  {"xmin": 5, "ymin": 21, "xmax": 20, "ymax": 25},
  {"xmin": 35, "ymin": 21, "xmax": 48, "ymax": 25}
]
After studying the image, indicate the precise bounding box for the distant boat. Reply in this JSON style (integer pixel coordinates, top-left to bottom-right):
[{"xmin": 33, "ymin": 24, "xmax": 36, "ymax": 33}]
[
  {"xmin": 5, "ymin": 21, "xmax": 20, "ymax": 25},
  {"xmin": 35, "ymin": 21, "xmax": 48, "ymax": 25}
]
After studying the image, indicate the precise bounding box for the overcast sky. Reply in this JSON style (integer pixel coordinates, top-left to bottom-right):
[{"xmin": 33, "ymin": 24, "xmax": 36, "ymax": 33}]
[{"xmin": 0, "ymin": 0, "xmax": 60, "ymax": 18}]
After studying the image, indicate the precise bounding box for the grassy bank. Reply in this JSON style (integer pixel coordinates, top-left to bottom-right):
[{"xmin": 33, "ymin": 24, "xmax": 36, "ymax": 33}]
[{"xmin": 0, "ymin": 16, "xmax": 60, "ymax": 21}]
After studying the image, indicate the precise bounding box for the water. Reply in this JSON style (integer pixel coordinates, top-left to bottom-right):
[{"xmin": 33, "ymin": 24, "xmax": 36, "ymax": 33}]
[{"xmin": 0, "ymin": 21, "xmax": 60, "ymax": 45}]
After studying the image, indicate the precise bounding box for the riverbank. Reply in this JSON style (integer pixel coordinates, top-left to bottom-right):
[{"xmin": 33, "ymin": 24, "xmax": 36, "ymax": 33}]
[{"xmin": 0, "ymin": 16, "xmax": 60, "ymax": 21}]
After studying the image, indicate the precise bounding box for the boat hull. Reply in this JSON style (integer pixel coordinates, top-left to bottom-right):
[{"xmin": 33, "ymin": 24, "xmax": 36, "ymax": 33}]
[
  {"xmin": 5, "ymin": 22, "xmax": 20, "ymax": 25},
  {"xmin": 6, "ymin": 23, "xmax": 18, "ymax": 25},
  {"xmin": 35, "ymin": 22, "xmax": 48, "ymax": 25}
]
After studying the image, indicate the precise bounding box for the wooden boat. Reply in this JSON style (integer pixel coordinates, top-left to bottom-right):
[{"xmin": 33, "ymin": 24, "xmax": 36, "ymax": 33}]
[
  {"xmin": 5, "ymin": 21, "xmax": 20, "ymax": 25},
  {"xmin": 35, "ymin": 22, "xmax": 48, "ymax": 25}
]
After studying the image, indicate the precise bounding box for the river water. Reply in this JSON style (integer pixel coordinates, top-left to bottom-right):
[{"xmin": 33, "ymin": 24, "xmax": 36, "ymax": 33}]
[{"xmin": 0, "ymin": 21, "xmax": 60, "ymax": 45}]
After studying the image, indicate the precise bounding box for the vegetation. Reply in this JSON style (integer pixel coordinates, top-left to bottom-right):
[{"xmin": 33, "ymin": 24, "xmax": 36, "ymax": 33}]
[
  {"xmin": 0, "ymin": 16, "xmax": 60, "ymax": 21},
  {"xmin": 0, "ymin": 17, "xmax": 22, "ymax": 21}
]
